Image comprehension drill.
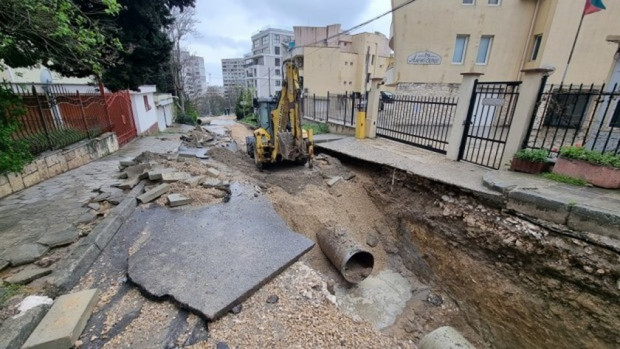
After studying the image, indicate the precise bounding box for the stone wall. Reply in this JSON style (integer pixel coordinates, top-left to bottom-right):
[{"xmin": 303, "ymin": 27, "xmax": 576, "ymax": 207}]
[
  {"xmin": 0, "ymin": 132, "xmax": 119, "ymax": 199},
  {"xmin": 396, "ymin": 83, "xmax": 461, "ymax": 98}
]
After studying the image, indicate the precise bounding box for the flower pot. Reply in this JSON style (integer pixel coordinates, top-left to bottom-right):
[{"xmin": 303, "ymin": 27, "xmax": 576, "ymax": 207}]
[
  {"xmin": 510, "ymin": 158, "xmax": 551, "ymax": 174},
  {"xmin": 553, "ymin": 157, "xmax": 620, "ymax": 189}
]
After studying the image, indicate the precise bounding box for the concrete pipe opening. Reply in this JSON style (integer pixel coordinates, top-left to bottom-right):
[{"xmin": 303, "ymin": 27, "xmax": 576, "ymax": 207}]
[
  {"xmin": 316, "ymin": 228, "xmax": 375, "ymax": 284},
  {"xmin": 343, "ymin": 251, "xmax": 374, "ymax": 283}
]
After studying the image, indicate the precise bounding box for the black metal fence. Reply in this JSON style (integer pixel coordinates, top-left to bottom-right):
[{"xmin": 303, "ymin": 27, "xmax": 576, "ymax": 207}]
[
  {"xmin": 376, "ymin": 95, "xmax": 458, "ymax": 154},
  {"xmin": 3, "ymin": 83, "xmax": 111, "ymax": 155},
  {"xmin": 458, "ymin": 81, "xmax": 521, "ymax": 169},
  {"xmin": 302, "ymin": 92, "xmax": 364, "ymax": 127},
  {"xmin": 525, "ymin": 82, "xmax": 620, "ymax": 156}
]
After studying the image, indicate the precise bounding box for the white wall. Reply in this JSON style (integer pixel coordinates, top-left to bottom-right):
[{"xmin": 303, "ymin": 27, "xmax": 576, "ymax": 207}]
[{"xmin": 130, "ymin": 86, "xmax": 158, "ymax": 135}]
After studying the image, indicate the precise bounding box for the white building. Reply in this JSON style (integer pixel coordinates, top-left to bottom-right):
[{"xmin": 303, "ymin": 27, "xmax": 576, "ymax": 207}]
[
  {"xmin": 245, "ymin": 27, "xmax": 294, "ymax": 98},
  {"xmin": 221, "ymin": 58, "xmax": 245, "ymax": 100},
  {"xmin": 182, "ymin": 51, "xmax": 207, "ymax": 99}
]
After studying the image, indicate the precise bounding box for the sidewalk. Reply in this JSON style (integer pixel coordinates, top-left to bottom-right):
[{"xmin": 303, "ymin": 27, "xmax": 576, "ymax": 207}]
[{"xmin": 315, "ymin": 136, "xmax": 620, "ymax": 241}]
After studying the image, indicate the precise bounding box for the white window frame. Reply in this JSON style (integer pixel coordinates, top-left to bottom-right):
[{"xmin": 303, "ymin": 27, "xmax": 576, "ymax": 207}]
[
  {"xmin": 476, "ymin": 35, "xmax": 493, "ymax": 65},
  {"xmin": 531, "ymin": 34, "xmax": 542, "ymax": 61},
  {"xmin": 452, "ymin": 35, "xmax": 469, "ymax": 65},
  {"xmin": 488, "ymin": 0, "xmax": 501, "ymax": 5},
  {"xmin": 462, "ymin": 0, "xmax": 475, "ymax": 5}
]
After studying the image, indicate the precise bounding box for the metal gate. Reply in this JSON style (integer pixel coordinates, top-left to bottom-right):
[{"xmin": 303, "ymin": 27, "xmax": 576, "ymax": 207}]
[
  {"xmin": 377, "ymin": 94, "xmax": 458, "ymax": 154},
  {"xmin": 105, "ymin": 90, "xmax": 137, "ymax": 146},
  {"xmin": 458, "ymin": 80, "xmax": 521, "ymax": 169}
]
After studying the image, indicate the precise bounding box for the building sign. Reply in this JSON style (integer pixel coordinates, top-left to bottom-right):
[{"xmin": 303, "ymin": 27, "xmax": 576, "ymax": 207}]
[
  {"xmin": 482, "ymin": 98, "xmax": 506, "ymax": 106},
  {"xmin": 407, "ymin": 51, "xmax": 442, "ymax": 65}
]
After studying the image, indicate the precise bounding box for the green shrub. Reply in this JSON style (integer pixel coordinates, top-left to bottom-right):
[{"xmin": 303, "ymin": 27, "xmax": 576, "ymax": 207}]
[
  {"xmin": 240, "ymin": 114, "xmax": 258, "ymax": 127},
  {"xmin": 0, "ymin": 86, "xmax": 33, "ymax": 174},
  {"xmin": 176, "ymin": 108, "xmax": 198, "ymax": 126},
  {"xmin": 302, "ymin": 123, "xmax": 329, "ymax": 135},
  {"xmin": 542, "ymin": 172, "xmax": 587, "ymax": 186},
  {"xmin": 559, "ymin": 146, "xmax": 620, "ymax": 169},
  {"xmin": 514, "ymin": 149, "xmax": 548, "ymax": 163}
]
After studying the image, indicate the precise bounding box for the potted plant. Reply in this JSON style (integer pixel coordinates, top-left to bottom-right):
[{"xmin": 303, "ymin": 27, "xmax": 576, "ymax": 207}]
[
  {"xmin": 553, "ymin": 146, "xmax": 620, "ymax": 189},
  {"xmin": 510, "ymin": 149, "xmax": 551, "ymax": 174}
]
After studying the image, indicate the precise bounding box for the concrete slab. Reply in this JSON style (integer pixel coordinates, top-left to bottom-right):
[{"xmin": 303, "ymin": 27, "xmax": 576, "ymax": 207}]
[
  {"xmin": 182, "ymin": 176, "xmax": 205, "ymax": 188},
  {"xmin": 0, "ymin": 304, "xmax": 50, "ymax": 349},
  {"xmin": 507, "ymin": 188, "xmax": 571, "ymax": 225},
  {"xmin": 168, "ymin": 194, "xmax": 192, "ymax": 207},
  {"xmin": 37, "ymin": 228, "xmax": 79, "ymax": 247},
  {"xmin": 0, "ymin": 259, "xmax": 8, "ymax": 271},
  {"xmin": 4, "ymin": 266, "xmax": 52, "ymax": 285},
  {"xmin": 118, "ymin": 176, "xmax": 141, "ymax": 190},
  {"xmin": 127, "ymin": 183, "xmax": 314, "ymax": 320},
  {"xmin": 161, "ymin": 172, "xmax": 191, "ymax": 183},
  {"xmin": 22, "ymin": 289, "xmax": 100, "ymax": 349},
  {"xmin": 147, "ymin": 168, "xmax": 175, "ymax": 181},
  {"xmin": 206, "ymin": 168, "xmax": 221, "ymax": 177},
  {"xmin": 326, "ymin": 176, "xmax": 342, "ymax": 187},
  {"xmin": 1, "ymin": 243, "xmax": 49, "ymax": 267},
  {"xmin": 137, "ymin": 184, "xmax": 170, "ymax": 204}
]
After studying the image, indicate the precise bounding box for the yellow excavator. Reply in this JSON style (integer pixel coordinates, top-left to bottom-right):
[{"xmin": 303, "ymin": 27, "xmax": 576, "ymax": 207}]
[{"xmin": 246, "ymin": 61, "xmax": 313, "ymax": 169}]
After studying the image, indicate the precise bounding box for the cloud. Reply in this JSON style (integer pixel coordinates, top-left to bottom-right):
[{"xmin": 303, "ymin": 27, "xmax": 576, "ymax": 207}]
[{"xmin": 185, "ymin": 0, "xmax": 391, "ymax": 85}]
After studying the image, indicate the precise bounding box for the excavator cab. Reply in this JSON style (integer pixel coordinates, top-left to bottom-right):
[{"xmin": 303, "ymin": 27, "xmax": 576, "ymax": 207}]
[{"xmin": 246, "ymin": 61, "xmax": 313, "ymax": 169}]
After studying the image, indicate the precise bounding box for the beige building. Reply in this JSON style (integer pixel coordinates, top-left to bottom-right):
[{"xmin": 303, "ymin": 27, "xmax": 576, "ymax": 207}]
[
  {"xmin": 388, "ymin": 0, "xmax": 620, "ymax": 91},
  {"xmin": 289, "ymin": 24, "xmax": 391, "ymax": 96}
]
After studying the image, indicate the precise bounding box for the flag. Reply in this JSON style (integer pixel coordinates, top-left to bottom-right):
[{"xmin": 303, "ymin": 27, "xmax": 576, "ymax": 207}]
[{"xmin": 584, "ymin": 0, "xmax": 606, "ymax": 15}]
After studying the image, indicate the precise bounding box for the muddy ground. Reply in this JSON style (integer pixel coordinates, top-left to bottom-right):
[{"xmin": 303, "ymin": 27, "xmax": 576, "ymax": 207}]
[{"xmin": 5, "ymin": 116, "xmax": 618, "ymax": 348}]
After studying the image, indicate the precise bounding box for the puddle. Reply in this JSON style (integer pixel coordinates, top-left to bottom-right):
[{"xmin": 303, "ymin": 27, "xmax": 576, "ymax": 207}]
[{"xmin": 335, "ymin": 269, "xmax": 411, "ymax": 329}]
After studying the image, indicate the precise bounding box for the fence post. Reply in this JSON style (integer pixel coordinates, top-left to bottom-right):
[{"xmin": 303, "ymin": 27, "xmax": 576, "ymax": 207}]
[
  {"xmin": 350, "ymin": 93, "xmax": 356, "ymax": 126},
  {"xmin": 326, "ymin": 91, "xmax": 330, "ymax": 124},
  {"xmin": 446, "ymin": 72, "xmax": 484, "ymax": 161},
  {"xmin": 32, "ymin": 86, "xmax": 54, "ymax": 150},
  {"xmin": 98, "ymin": 80, "xmax": 113, "ymax": 131},
  {"xmin": 501, "ymin": 68, "xmax": 554, "ymax": 170},
  {"xmin": 366, "ymin": 78, "xmax": 383, "ymax": 138},
  {"xmin": 77, "ymin": 91, "xmax": 91, "ymax": 138}
]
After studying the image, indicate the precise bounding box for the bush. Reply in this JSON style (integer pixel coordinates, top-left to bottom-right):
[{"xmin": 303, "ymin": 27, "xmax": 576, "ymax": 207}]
[
  {"xmin": 176, "ymin": 108, "xmax": 198, "ymax": 126},
  {"xmin": 302, "ymin": 123, "xmax": 329, "ymax": 135},
  {"xmin": 513, "ymin": 149, "xmax": 548, "ymax": 163},
  {"xmin": 0, "ymin": 86, "xmax": 33, "ymax": 174},
  {"xmin": 559, "ymin": 146, "xmax": 620, "ymax": 169},
  {"xmin": 240, "ymin": 114, "xmax": 258, "ymax": 127}
]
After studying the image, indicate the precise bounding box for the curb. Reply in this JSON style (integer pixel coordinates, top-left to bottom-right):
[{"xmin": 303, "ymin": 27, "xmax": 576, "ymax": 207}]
[{"xmin": 49, "ymin": 180, "xmax": 145, "ymax": 296}]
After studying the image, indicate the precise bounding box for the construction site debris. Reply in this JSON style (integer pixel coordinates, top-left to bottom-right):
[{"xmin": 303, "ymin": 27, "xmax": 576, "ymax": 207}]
[
  {"xmin": 160, "ymin": 172, "xmax": 191, "ymax": 183},
  {"xmin": 168, "ymin": 194, "xmax": 192, "ymax": 207},
  {"xmin": 207, "ymin": 168, "xmax": 221, "ymax": 177},
  {"xmin": 180, "ymin": 125, "xmax": 215, "ymax": 148},
  {"xmin": 316, "ymin": 228, "xmax": 374, "ymax": 283},
  {"xmin": 266, "ymin": 295, "xmax": 279, "ymax": 304},
  {"xmin": 419, "ymin": 326, "xmax": 477, "ymax": 349},
  {"xmin": 4, "ymin": 266, "xmax": 52, "ymax": 285},
  {"xmin": 366, "ymin": 234, "xmax": 379, "ymax": 248},
  {"xmin": 137, "ymin": 184, "xmax": 170, "ymax": 204},
  {"xmin": 326, "ymin": 176, "xmax": 342, "ymax": 187}
]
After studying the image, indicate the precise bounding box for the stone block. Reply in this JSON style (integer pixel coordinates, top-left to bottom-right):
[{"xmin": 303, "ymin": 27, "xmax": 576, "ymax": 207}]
[
  {"xmin": 4, "ymin": 265, "xmax": 52, "ymax": 285},
  {"xmin": 0, "ymin": 175, "xmax": 7, "ymax": 186},
  {"xmin": 118, "ymin": 176, "xmax": 141, "ymax": 190},
  {"xmin": 168, "ymin": 194, "xmax": 192, "ymax": 207},
  {"xmin": 0, "ymin": 181, "xmax": 13, "ymax": 198},
  {"xmin": 206, "ymin": 168, "xmax": 220, "ymax": 177},
  {"xmin": 147, "ymin": 169, "xmax": 175, "ymax": 181},
  {"xmin": 119, "ymin": 159, "xmax": 136, "ymax": 168},
  {"xmin": 1, "ymin": 243, "xmax": 49, "ymax": 267},
  {"xmin": 507, "ymin": 189, "xmax": 570, "ymax": 225},
  {"xmin": 22, "ymin": 172, "xmax": 42, "ymax": 188},
  {"xmin": 46, "ymin": 164, "xmax": 63, "ymax": 177},
  {"xmin": 182, "ymin": 176, "xmax": 205, "ymax": 188},
  {"xmin": 161, "ymin": 172, "xmax": 191, "ymax": 183},
  {"xmin": 44, "ymin": 154, "xmax": 61, "ymax": 168},
  {"xmin": 76, "ymin": 211, "xmax": 98, "ymax": 225},
  {"xmin": 37, "ymin": 229, "xmax": 80, "ymax": 248},
  {"xmin": 22, "ymin": 163, "xmax": 37, "ymax": 175},
  {"xmin": 63, "ymin": 149, "xmax": 77, "ymax": 162},
  {"xmin": 0, "ymin": 304, "xmax": 50, "ymax": 349},
  {"xmin": 34, "ymin": 159, "xmax": 48, "ymax": 180},
  {"xmin": 326, "ymin": 176, "xmax": 342, "ymax": 187},
  {"xmin": 7, "ymin": 173, "xmax": 25, "ymax": 192},
  {"xmin": 0, "ymin": 259, "xmax": 8, "ymax": 271},
  {"xmin": 22, "ymin": 289, "xmax": 100, "ymax": 349},
  {"xmin": 137, "ymin": 184, "xmax": 170, "ymax": 204}
]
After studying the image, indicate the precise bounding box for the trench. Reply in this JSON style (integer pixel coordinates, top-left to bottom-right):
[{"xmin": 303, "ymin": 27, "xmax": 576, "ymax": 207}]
[{"xmin": 248, "ymin": 150, "xmax": 620, "ymax": 349}]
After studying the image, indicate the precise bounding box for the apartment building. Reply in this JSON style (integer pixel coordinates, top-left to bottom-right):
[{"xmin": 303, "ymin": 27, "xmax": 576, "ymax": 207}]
[
  {"xmin": 244, "ymin": 27, "xmax": 294, "ymax": 98},
  {"xmin": 221, "ymin": 58, "xmax": 245, "ymax": 100},
  {"xmin": 388, "ymin": 0, "xmax": 620, "ymax": 94},
  {"xmin": 288, "ymin": 24, "xmax": 391, "ymax": 96},
  {"xmin": 181, "ymin": 51, "xmax": 207, "ymax": 99}
]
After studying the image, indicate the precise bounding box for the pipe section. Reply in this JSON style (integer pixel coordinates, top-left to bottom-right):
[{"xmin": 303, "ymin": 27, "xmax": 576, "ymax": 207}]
[
  {"xmin": 419, "ymin": 326, "xmax": 477, "ymax": 349},
  {"xmin": 316, "ymin": 228, "xmax": 374, "ymax": 283}
]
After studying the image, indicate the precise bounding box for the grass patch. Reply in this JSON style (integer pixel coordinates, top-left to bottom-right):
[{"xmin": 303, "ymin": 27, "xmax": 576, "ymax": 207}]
[
  {"xmin": 240, "ymin": 115, "xmax": 258, "ymax": 127},
  {"xmin": 542, "ymin": 172, "xmax": 587, "ymax": 186},
  {"xmin": 0, "ymin": 284, "xmax": 24, "ymax": 306},
  {"xmin": 302, "ymin": 123, "xmax": 329, "ymax": 135}
]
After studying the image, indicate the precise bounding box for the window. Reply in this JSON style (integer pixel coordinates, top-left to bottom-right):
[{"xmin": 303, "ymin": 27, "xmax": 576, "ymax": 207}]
[
  {"xmin": 253, "ymin": 39, "xmax": 260, "ymax": 48},
  {"xmin": 275, "ymin": 46, "xmax": 280, "ymax": 55},
  {"xmin": 371, "ymin": 55, "xmax": 375, "ymax": 65},
  {"xmin": 262, "ymin": 36, "xmax": 269, "ymax": 45},
  {"xmin": 488, "ymin": 0, "xmax": 500, "ymax": 5},
  {"xmin": 275, "ymin": 80, "xmax": 281, "ymax": 87},
  {"xmin": 275, "ymin": 58, "xmax": 281, "ymax": 66},
  {"xmin": 143, "ymin": 95, "xmax": 151, "ymax": 111},
  {"xmin": 452, "ymin": 35, "xmax": 469, "ymax": 64},
  {"xmin": 531, "ymin": 34, "xmax": 542, "ymax": 61},
  {"xmin": 274, "ymin": 34, "xmax": 280, "ymax": 43},
  {"xmin": 463, "ymin": 0, "xmax": 475, "ymax": 4},
  {"xmin": 366, "ymin": 73, "xmax": 371, "ymax": 83},
  {"xmin": 275, "ymin": 69, "xmax": 280, "ymax": 76},
  {"xmin": 544, "ymin": 90, "xmax": 591, "ymax": 128},
  {"xmin": 476, "ymin": 35, "xmax": 493, "ymax": 65}
]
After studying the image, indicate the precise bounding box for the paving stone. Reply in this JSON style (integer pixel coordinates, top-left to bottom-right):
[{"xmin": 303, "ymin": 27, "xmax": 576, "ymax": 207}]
[
  {"xmin": 37, "ymin": 229, "xmax": 80, "ymax": 248},
  {"xmin": 147, "ymin": 168, "xmax": 175, "ymax": 181},
  {"xmin": 119, "ymin": 159, "xmax": 136, "ymax": 168},
  {"xmin": 366, "ymin": 234, "xmax": 379, "ymax": 247},
  {"xmin": 4, "ymin": 265, "xmax": 52, "ymax": 285},
  {"xmin": 127, "ymin": 183, "xmax": 314, "ymax": 320},
  {"xmin": 202, "ymin": 178, "xmax": 224, "ymax": 188},
  {"xmin": 0, "ymin": 304, "xmax": 50, "ymax": 349},
  {"xmin": 117, "ymin": 176, "xmax": 141, "ymax": 190},
  {"xmin": 137, "ymin": 184, "xmax": 170, "ymax": 204},
  {"xmin": 2, "ymin": 243, "xmax": 49, "ymax": 267},
  {"xmin": 161, "ymin": 172, "xmax": 191, "ymax": 183},
  {"xmin": 326, "ymin": 176, "xmax": 342, "ymax": 187},
  {"xmin": 343, "ymin": 172, "xmax": 356, "ymax": 181},
  {"xmin": 122, "ymin": 164, "xmax": 151, "ymax": 180},
  {"xmin": 182, "ymin": 176, "xmax": 205, "ymax": 188},
  {"xmin": 76, "ymin": 211, "xmax": 98, "ymax": 225},
  {"xmin": 92, "ymin": 192, "xmax": 111, "ymax": 202},
  {"xmin": 0, "ymin": 259, "xmax": 8, "ymax": 271},
  {"xmin": 168, "ymin": 194, "xmax": 193, "ymax": 207},
  {"xmin": 206, "ymin": 168, "xmax": 221, "ymax": 177},
  {"xmin": 87, "ymin": 203, "xmax": 100, "ymax": 211},
  {"xmin": 22, "ymin": 289, "xmax": 100, "ymax": 349}
]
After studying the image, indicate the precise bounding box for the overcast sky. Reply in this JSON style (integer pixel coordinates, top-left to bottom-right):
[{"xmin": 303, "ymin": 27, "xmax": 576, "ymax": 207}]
[{"xmin": 185, "ymin": 0, "xmax": 392, "ymax": 86}]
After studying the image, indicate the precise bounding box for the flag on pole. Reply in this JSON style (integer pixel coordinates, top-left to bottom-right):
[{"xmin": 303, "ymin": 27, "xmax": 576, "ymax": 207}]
[{"xmin": 584, "ymin": 0, "xmax": 606, "ymax": 15}]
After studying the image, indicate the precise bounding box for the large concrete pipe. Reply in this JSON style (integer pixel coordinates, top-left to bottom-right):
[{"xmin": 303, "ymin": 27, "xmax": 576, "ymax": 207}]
[
  {"xmin": 419, "ymin": 326, "xmax": 477, "ymax": 349},
  {"xmin": 316, "ymin": 228, "xmax": 374, "ymax": 283}
]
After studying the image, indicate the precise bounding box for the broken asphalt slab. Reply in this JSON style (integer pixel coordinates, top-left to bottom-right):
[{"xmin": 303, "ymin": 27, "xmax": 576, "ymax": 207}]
[
  {"xmin": 1, "ymin": 243, "xmax": 49, "ymax": 267},
  {"xmin": 127, "ymin": 183, "xmax": 314, "ymax": 320}
]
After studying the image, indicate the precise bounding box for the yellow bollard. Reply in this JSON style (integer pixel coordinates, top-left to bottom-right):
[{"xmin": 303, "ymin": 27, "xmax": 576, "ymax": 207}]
[{"xmin": 355, "ymin": 110, "xmax": 366, "ymax": 139}]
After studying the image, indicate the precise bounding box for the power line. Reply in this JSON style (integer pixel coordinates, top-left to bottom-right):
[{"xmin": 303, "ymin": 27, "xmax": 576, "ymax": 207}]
[{"xmin": 294, "ymin": 0, "xmax": 416, "ymax": 49}]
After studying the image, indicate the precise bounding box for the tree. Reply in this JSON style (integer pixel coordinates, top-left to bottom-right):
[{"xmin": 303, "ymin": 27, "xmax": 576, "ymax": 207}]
[
  {"xmin": 0, "ymin": 86, "xmax": 33, "ymax": 174},
  {"xmin": 166, "ymin": 7, "xmax": 199, "ymax": 113},
  {"xmin": 235, "ymin": 88, "xmax": 254, "ymax": 120},
  {"xmin": 99, "ymin": 0, "xmax": 195, "ymax": 91},
  {"xmin": 0, "ymin": 0, "xmax": 122, "ymax": 76}
]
